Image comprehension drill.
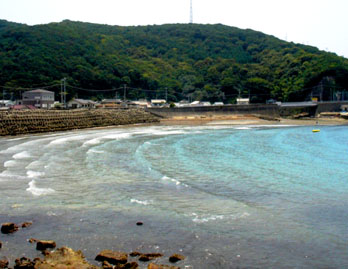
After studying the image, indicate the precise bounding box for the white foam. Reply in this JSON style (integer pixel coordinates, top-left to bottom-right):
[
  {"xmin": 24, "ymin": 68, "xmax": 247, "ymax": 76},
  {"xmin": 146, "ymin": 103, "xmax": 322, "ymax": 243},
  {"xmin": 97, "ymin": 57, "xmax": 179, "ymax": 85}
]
[
  {"xmin": 26, "ymin": 170, "xmax": 45, "ymax": 178},
  {"xmin": 162, "ymin": 176, "xmax": 189, "ymax": 187},
  {"xmin": 87, "ymin": 148, "xmax": 105, "ymax": 154},
  {"xmin": 234, "ymin": 127, "xmax": 251, "ymax": 130},
  {"xmin": 130, "ymin": 199, "xmax": 152, "ymax": 206},
  {"xmin": 83, "ymin": 133, "xmax": 132, "ymax": 147},
  {"xmin": 48, "ymin": 135, "xmax": 88, "ymax": 146},
  {"xmin": 83, "ymin": 138, "xmax": 102, "ymax": 146},
  {"xmin": 13, "ymin": 151, "xmax": 31, "ymax": 159},
  {"xmin": 4, "ymin": 160, "xmax": 17, "ymax": 167},
  {"xmin": 191, "ymin": 213, "xmax": 225, "ymax": 223},
  {"xmin": 25, "ymin": 160, "xmax": 43, "ymax": 170},
  {"xmin": 26, "ymin": 180, "xmax": 55, "ymax": 196}
]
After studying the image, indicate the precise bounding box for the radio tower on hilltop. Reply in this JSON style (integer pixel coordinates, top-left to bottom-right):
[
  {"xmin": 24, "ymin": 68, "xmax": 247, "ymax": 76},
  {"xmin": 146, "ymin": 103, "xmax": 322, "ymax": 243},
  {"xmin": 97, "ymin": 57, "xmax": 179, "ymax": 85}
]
[{"xmin": 190, "ymin": 0, "xmax": 193, "ymax": 23}]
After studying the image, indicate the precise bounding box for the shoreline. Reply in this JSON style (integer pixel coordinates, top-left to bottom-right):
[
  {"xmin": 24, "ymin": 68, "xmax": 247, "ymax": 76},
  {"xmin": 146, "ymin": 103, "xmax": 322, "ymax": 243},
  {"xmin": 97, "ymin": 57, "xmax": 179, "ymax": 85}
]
[
  {"xmin": 159, "ymin": 114, "xmax": 348, "ymax": 126},
  {"xmin": 1, "ymin": 115, "xmax": 346, "ymax": 139}
]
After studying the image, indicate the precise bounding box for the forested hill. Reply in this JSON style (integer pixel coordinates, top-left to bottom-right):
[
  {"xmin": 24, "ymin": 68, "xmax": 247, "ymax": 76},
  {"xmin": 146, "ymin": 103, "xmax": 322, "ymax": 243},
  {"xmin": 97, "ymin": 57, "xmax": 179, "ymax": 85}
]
[{"xmin": 1, "ymin": 19, "xmax": 348, "ymax": 103}]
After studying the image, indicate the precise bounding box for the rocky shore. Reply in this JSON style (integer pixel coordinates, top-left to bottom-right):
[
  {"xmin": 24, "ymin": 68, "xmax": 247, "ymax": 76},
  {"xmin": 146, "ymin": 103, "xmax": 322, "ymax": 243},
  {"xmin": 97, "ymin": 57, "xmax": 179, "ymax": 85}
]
[
  {"xmin": 0, "ymin": 222, "xmax": 185, "ymax": 269},
  {"xmin": 0, "ymin": 108, "xmax": 159, "ymax": 136}
]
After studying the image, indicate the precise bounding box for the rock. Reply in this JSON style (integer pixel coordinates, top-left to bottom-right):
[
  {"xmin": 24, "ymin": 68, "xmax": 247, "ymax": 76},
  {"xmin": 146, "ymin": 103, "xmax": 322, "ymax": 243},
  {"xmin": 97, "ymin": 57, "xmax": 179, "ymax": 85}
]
[
  {"xmin": 136, "ymin": 222, "xmax": 143, "ymax": 226},
  {"xmin": 36, "ymin": 240, "xmax": 56, "ymax": 251},
  {"xmin": 139, "ymin": 253, "xmax": 163, "ymax": 262},
  {"xmin": 0, "ymin": 259, "xmax": 9, "ymax": 269},
  {"xmin": 14, "ymin": 257, "xmax": 35, "ymax": 269},
  {"xmin": 34, "ymin": 246, "xmax": 99, "ymax": 269},
  {"xmin": 102, "ymin": 260, "xmax": 113, "ymax": 269},
  {"xmin": 28, "ymin": 238, "xmax": 37, "ymax": 244},
  {"xmin": 148, "ymin": 263, "xmax": 180, "ymax": 269},
  {"xmin": 21, "ymin": 222, "xmax": 33, "ymax": 228},
  {"xmin": 169, "ymin": 254, "xmax": 185, "ymax": 263},
  {"xmin": 129, "ymin": 251, "xmax": 142, "ymax": 257},
  {"xmin": 95, "ymin": 250, "xmax": 128, "ymax": 265},
  {"xmin": 1, "ymin": 222, "xmax": 19, "ymax": 234},
  {"xmin": 123, "ymin": 262, "xmax": 139, "ymax": 269}
]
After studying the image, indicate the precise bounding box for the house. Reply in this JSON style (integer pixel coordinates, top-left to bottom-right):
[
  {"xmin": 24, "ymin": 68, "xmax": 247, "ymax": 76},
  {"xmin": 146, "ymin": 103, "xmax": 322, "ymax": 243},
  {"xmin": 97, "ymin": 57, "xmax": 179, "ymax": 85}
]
[
  {"xmin": 98, "ymin": 99, "xmax": 123, "ymax": 108},
  {"xmin": 21, "ymin": 89, "xmax": 55, "ymax": 109},
  {"xmin": 132, "ymin": 99, "xmax": 151, "ymax": 108},
  {"xmin": 67, "ymin": 99, "xmax": 97, "ymax": 109},
  {"xmin": 213, "ymin": 102, "xmax": 224, "ymax": 106},
  {"xmin": 190, "ymin": 101, "xmax": 211, "ymax": 106},
  {"xmin": 151, "ymin": 99, "xmax": 167, "ymax": 107},
  {"xmin": 200, "ymin": 101, "xmax": 211, "ymax": 106},
  {"xmin": 0, "ymin": 100, "xmax": 14, "ymax": 107},
  {"xmin": 236, "ymin": 98, "xmax": 250, "ymax": 105}
]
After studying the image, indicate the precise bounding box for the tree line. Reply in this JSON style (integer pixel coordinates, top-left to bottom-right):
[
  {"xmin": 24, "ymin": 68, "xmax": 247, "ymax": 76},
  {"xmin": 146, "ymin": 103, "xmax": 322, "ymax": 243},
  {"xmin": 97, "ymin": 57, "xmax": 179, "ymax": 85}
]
[{"xmin": 0, "ymin": 19, "xmax": 348, "ymax": 103}]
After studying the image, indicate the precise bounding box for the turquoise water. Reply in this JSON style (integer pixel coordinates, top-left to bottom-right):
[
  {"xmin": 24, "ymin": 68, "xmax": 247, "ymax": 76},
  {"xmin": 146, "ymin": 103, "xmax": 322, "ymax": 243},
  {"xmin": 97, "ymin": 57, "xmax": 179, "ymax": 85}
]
[{"xmin": 0, "ymin": 124, "xmax": 348, "ymax": 268}]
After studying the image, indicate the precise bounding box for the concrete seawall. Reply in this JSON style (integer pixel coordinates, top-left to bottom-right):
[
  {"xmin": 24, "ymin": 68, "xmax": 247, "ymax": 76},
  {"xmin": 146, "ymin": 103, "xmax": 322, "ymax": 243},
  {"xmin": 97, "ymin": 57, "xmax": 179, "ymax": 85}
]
[
  {"xmin": 148, "ymin": 102, "xmax": 348, "ymax": 119},
  {"xmin": 0, "ymin": 108, "xmax": 159, "ymax": 136},
  {"xmin": 147, "ymin": 104, "xmax": 280, "ymax": 119}
]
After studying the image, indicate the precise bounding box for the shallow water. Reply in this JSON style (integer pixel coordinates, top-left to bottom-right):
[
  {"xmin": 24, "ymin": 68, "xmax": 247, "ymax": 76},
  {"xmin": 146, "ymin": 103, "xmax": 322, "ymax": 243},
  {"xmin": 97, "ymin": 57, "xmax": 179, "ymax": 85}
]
[{"xmin": 0, "ymin": 125, "xmax": 348, "ymax": 268}]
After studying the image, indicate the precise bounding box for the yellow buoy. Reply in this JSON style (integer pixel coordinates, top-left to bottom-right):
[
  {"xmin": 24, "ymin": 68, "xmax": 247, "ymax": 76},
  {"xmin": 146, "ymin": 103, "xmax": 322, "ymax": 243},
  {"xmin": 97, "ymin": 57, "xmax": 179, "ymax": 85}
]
[{"xmin": 312, "ymin": 129, "xmax": 320, "ymax": 133}]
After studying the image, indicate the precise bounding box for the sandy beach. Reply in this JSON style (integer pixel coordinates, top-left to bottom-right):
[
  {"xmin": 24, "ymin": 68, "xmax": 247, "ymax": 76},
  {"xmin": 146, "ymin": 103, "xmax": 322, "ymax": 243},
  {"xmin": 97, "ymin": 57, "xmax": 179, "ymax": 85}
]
[{"xmin": 159, "ymin": 114, "xmax": 348, "ymax": 126}]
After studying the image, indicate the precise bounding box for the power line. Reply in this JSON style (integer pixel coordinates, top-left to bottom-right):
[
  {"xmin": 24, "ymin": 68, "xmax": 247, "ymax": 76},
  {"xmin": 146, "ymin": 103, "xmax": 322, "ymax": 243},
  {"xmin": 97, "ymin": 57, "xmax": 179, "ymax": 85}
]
[{"xmin": 0, "ymin": 83, "xmax": 60, "ymax": 90}]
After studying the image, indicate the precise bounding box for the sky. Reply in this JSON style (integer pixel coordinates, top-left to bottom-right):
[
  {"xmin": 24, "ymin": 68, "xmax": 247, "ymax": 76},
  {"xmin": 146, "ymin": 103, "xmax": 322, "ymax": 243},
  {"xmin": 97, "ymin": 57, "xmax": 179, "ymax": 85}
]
[{"xmin": 0, "ymin": 0, "xmax": 347, "ymax": 58}]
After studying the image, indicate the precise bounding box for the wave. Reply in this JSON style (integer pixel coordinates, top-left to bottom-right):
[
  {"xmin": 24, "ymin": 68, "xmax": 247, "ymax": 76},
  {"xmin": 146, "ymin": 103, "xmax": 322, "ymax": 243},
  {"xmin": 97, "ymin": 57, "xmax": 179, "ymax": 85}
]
[
  {"xmin": 130, "ymin": 198, "xmax": 152, "ymax": 206},
  {"xmin": 87, "ymin": 148, "xmax": 105, "ymax": 154},
  {"xmin": 4, "ymin": 160, "xmax": 17, "ymax": 167},
  {"xmin": 234, "ymin": 127, "xmax": 252, "ymax": 130},
  {"xmin": 26, "ymin": 170, "xmax": 45, "ymax": 178},
  {"xmin": 48, "ymin": 135, "xmax": 88, "ymax": 146},
  {"xmin": 13, "ymin": 151, "xmax": 31, "ymax": 159},
  {"xmin": 26, "ymin": 180, "xmax": 55, "ymax": 196},
  {"xmin": 191, "ymin": 213, "xmax": 225, "ymax": 223},
  {"xmin": 161, "ymin": 176, "xmax": 189, "ymax": 187},
  {"xmin": 83, "ymin": 133, "xmax": 132, "ymax": 147}
]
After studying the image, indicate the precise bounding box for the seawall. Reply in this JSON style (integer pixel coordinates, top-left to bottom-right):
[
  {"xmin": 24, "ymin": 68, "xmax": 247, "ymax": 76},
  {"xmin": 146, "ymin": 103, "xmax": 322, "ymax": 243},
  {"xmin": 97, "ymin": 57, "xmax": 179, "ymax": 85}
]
[
  {"xmin": 148, "ymin": 102, "xmax": 348, "ymax": 119},
  {"xmin": 147, "ymin": 104, "xmax": 280, "ymax": 119},
  {"xmin": 0, "ymin": 108, "xmax": 159, "ymax": 136}
]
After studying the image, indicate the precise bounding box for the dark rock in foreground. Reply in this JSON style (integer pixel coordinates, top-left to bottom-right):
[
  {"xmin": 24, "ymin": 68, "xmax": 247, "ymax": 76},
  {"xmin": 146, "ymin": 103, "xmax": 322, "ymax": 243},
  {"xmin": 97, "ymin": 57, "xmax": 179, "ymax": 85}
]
[
  {"xmin": 36, "ymin": 240, "xmax": 56, "ymax": 251},
  {"xmin": 0, "ymin": 259, "xmax": 9, "ymax": 269},
  {"xmin": 129, "ymin": 251, "xmax": 142, "ymax": 257},
  {"xmin": 14, "ymin": 257, "xmax": 35, "ymax": 269},
  {"xmin": 35, "ymin": 246, "xmax": 99, "ymax": 268},
  {"xmin": 169, "ymin": 254, "xmax": 185, "ymax": 263},
  {"xmin": 1, "ymin": 223, "xmax": 19, "ymax": 234},
  {"xmin": 139, "ymin": 253, "xmax": 163, "ymax": 262},
  {"xmin": 21, "ymin": 222, "xmax": 33, "ymax": 228},
  {"xmin": 148, "ymin": 263, "xmax": 180, "ymax": 269},
  {"xmin": 95, "ymin": 250, "xmax": 128, "ymax": 265}
]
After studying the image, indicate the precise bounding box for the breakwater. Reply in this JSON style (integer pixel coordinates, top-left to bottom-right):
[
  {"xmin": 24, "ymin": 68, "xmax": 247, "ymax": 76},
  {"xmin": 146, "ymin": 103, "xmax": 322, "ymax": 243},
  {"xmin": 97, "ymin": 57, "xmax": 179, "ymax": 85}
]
[{"xmin": 0, "ymin": 108, "xmax": 159, "ymax": 136}]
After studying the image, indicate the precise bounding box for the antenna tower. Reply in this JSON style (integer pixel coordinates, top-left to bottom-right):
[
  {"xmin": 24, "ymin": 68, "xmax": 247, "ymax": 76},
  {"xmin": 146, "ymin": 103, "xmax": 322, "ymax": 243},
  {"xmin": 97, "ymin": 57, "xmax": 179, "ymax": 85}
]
[{"xmin": 190, "ymin": 0, "xmax": 193, "ymax": 23}]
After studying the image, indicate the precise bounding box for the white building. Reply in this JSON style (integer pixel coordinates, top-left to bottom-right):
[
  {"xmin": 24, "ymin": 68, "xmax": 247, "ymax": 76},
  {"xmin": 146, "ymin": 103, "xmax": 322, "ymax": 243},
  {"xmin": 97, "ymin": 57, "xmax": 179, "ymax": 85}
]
[
  {"xmin": 67, "ymin": 99, "xmax": 97, "ymax": 109},
  {"xmin": 21, "ymin": 89, "xmax": 55, "ymax": 109},
  {"xmin": 151, "ymin": 99, "xmax": 167, "ymax": 107},
  {"xmin": 236, "ymin": 98, "xmax": 250, "ymax": 105}
]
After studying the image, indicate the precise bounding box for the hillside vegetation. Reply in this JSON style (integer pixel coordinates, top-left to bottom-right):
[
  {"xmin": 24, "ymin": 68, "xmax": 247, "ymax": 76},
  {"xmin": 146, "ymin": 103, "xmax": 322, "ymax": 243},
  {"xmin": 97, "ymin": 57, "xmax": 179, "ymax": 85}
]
[{"xmin": 0, "ymin": 19, "xmax": 348, "ymax": 103}]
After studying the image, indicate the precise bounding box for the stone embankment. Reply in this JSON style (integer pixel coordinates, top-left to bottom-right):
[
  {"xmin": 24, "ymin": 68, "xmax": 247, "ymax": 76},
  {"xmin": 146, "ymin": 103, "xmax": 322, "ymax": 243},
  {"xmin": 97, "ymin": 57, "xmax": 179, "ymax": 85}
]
[{"xmin": 0, "ymin": 108, "xmax": 159, "ymax": 136}]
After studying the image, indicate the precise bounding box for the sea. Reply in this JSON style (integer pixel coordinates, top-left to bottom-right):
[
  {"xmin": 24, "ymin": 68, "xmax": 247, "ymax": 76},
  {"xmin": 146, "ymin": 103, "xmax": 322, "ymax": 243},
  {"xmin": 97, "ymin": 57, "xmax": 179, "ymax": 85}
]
[{"xmin": 0, "ymin": 124, "xmax": 348, "ymax": 268}]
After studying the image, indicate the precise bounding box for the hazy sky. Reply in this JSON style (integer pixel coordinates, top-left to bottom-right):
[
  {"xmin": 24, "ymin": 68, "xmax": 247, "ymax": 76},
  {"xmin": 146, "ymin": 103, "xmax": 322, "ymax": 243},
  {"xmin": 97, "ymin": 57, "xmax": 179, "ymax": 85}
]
[{"xmin": 1, "ymin": 0, "xmax": 347, "ymax": 58}]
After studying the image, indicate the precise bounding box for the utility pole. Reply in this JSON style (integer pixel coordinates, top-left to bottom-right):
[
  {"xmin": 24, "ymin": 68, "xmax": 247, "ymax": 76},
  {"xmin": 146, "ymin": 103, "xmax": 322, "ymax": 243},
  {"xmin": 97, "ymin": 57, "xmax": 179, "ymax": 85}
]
[
  {"xmin": 123, "ymin": 84, "xmax": 127, "ymax": 102},
  {"xmin": 61, "ymin": 78, "xmax": 66, "ymax": 108}
]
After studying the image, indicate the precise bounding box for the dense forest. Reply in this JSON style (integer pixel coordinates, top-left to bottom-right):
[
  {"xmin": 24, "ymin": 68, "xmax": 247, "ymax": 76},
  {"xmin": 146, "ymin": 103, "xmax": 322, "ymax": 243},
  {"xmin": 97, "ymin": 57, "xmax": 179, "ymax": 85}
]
[{"xmin": 0, "ymin": 19, "xmax": 348, "ymax": 103}]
